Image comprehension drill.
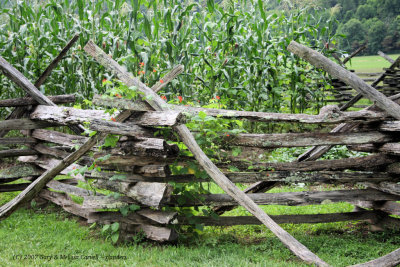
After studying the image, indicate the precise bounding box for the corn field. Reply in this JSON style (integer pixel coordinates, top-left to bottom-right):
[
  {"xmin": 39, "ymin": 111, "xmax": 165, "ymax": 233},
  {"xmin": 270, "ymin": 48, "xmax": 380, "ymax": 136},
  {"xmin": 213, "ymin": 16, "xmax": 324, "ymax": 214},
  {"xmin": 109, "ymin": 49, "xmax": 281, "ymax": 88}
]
[{"xmin": 0, "ymin": 0, "xmax": 341, "ymax": 119}]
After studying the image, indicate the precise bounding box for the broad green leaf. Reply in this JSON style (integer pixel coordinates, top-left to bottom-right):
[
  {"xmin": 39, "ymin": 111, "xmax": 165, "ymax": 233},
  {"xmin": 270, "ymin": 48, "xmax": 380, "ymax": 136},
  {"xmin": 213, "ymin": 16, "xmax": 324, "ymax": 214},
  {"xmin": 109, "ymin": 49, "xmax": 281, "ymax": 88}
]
[
  {"xmin": 120, "ymin": 206, "xmax": 129, "ymax": 216},
  {"xmin": 129, "ymin": 204, "xmax": 140, "ymax": 211},
  {"xmin": 198, "ymin": 111, "xmax": 207, "ymax": 120},
  {"xmin": 111, "ymin": 222, "xmax": 120, "ymax": 232},
  {"xmin": 96, "ymin": 154, "xmax": 111, "ymax": 162},
  {"xmin": 102, "ymin": 224, "xmax": 110, "ymax": 233},
  {"xmin": 111, "ymin": 232, "xmax": 119, "ymax": 244}
]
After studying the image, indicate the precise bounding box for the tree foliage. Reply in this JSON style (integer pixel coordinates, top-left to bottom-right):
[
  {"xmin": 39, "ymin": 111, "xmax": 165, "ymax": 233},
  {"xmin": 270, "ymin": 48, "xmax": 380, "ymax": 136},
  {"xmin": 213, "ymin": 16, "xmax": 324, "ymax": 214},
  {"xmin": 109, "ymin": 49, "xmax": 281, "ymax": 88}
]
[
  {"xmin": 267, "ymin": 0, "xmax": 400, "ymax": 54},
  {"xmin": 321, "ymin": 0, "xmax": 400, "ymax": 54}
]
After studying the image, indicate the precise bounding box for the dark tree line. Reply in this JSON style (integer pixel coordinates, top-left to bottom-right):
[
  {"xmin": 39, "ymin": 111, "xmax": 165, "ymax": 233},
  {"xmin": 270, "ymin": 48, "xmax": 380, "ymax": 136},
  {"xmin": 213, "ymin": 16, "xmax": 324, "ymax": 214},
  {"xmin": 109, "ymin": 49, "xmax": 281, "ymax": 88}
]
[
  {"xmin": 325, "ymin": 0, "xmax": 399, "ymax": 54},
  {"xmin": 265, "ymin": 0, "xmax": 400, "ymax": 55}
]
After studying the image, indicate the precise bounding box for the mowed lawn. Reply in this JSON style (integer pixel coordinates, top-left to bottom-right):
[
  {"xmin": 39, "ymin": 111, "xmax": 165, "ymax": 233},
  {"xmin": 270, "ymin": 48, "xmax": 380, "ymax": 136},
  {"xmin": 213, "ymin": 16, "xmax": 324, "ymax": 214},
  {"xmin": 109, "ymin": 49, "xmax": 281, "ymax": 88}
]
[
  {"xmin": 1, "ymin": 185, "xmax": 399, "ymax": 267},
  {"xmin": 345, "ymin": 53, "xmax": 399, "ymax": 73}
]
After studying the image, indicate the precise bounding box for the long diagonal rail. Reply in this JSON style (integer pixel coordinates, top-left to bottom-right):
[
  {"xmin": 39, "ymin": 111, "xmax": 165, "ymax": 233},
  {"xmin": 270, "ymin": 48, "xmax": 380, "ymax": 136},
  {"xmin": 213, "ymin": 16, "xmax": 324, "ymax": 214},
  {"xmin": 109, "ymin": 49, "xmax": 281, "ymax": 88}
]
[{"xmin": 82, "ymin": 41, "xmax": 329, "ymax": 266}]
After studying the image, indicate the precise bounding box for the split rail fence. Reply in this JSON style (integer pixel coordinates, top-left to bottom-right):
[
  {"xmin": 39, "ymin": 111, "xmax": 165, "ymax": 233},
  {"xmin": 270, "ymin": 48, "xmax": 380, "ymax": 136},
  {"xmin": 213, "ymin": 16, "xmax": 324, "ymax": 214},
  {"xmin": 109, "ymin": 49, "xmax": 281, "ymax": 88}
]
[
  {"xmin": 328, "ymin": 50, "xmax": 400, "ymax": 106},
  {"xmin": 0, "ymin": 36, "xmax": 400, "ymax": 266}
]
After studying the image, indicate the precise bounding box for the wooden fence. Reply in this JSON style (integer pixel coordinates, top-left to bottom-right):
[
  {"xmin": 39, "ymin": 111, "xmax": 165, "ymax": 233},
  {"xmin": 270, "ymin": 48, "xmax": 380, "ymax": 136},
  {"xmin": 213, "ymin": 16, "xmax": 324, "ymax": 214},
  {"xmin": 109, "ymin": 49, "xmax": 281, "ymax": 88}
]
[
  {"xmin": 0, "ymin": 37, "xmax": 400, "ymax": 266},
  {"xmin": 328, "ymin": 51, "xmax": 400, "ymax": 107}
]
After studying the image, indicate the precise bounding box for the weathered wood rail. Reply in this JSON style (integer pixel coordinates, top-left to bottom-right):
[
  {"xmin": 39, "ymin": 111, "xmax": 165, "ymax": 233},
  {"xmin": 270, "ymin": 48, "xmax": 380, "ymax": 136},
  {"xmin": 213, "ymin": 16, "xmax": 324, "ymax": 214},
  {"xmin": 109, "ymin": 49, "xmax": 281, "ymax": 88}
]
[{"xmin": 0, "ymin": 38, "xmax": 399, "ymax": 266}]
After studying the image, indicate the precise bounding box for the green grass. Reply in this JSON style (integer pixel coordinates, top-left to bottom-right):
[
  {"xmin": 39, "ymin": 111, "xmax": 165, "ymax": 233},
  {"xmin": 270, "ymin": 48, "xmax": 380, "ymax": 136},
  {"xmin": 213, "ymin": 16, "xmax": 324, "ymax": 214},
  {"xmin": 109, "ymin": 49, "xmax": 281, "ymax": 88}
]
[
  {"xmin": 1, "ymin": 185, "xmax": 399, "ymax": 267},
  {"xmin": 345, "ymin": 54, "xmax": 399, "ymax": 73}
]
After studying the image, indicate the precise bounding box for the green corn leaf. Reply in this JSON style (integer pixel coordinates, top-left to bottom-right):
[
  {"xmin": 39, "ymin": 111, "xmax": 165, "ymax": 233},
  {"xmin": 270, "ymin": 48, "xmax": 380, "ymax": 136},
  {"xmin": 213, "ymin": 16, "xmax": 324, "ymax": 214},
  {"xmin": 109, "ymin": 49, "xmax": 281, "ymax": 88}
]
[
  {"xmin": 165, "ymin": 9, "xmax": 173, "ymax": 32},
  {"xmin": 143, "ymin": 12, "xmax": 152, "ymax": 40},
  {"xmin": 257, "ymin": 0, "xmax": 266, "ymax": 23},
  {"xmin": 207, "ymin": 0, "xmax": 214, "ymax": 13},
  {"xmin": 77, "ymin": 0, "xmax": 84, "ymax": 21}
]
